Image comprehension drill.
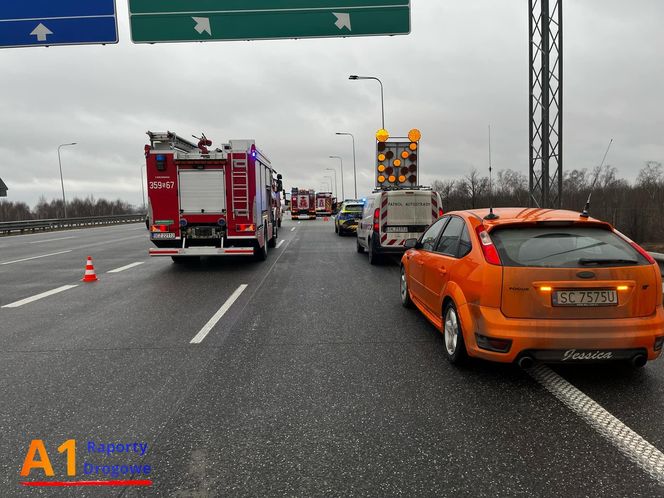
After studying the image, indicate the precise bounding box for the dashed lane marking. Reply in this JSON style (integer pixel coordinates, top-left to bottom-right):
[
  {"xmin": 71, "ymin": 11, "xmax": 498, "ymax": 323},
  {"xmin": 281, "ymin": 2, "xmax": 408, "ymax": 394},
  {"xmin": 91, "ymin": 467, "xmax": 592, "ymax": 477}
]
[
  {"xmin": 2, "ymin": 285, "xmax": 78, "ymax": 309},
  {"xmin": 276, "ymin": 240, "xmax": 285, "ymax": 249},
  {"xmin": 107, "ymin": 262, "xmax": 144, "ymax": 273},
  {"xmin": 0, "ymin": 250, "xmax": 72, "ymax": 265},
  {"xmin": 527, "ymin": 363, "xmax": 664, "ymax": 486},
  {"xmin": 28, "ymin": 236, "xmax": 77, "ymax": 244},
  {"xmin": 190, "ymin": 284, "xmax": 248, "ymax": 344},
  {"xmin": 291, "ymin": 227, "xmax": 296, "ymax": 232}
]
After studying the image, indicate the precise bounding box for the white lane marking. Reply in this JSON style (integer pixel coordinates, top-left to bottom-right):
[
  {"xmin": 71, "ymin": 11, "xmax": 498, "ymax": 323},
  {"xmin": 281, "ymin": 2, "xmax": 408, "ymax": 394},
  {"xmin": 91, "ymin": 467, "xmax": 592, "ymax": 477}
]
[
  {"xmin": 2, "ymin": 285, "xmax": 78, "ymax": 309},
  {"xmin": 528, "ymin": 364, "xmax": 664, "ymax": 486},
  {"xmin": 190, "ymin": 284, "xmax": 248, "ymax": 344},
  {"xmin": 297, "ymin": 221, "xmax": 301, "ymax": 224},
  {"xmin": 29, "ymin": 236, "xmax": 77, "ymax": 244},
  {"xmin": 291, "ymin": 227, "xmax": 296, "ymax": 232},
  {"xmin": 107, "ymin": 262, "xmax": 144, "ymax": 273},
  {"xmin": 0, "ymin": 250, "xmax": 72, "ymax": 265},
  {"xmin": 276, "ymin": 240, "xmax": 285, "ymax": 249}
]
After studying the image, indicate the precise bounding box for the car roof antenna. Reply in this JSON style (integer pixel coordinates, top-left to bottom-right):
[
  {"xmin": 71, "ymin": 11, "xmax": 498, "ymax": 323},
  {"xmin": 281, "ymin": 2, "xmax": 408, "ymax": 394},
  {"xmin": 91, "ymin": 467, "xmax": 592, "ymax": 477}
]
[
  {"xmin": 581, "ymin": 138, "xmax": 613, "ymax": 218},
  {"xmin": 484, "ymin": 124, "xmax": 498, "ymax": 220}
]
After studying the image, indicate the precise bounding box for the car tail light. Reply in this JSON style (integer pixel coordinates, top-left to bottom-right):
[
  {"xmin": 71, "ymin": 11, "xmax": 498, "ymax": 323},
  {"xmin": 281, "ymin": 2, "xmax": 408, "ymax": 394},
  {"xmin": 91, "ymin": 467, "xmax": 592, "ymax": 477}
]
[
  {"xmin": 438, "ymin": 208, "xmax": 444, "ymax": 217},
  {"xmin": 373, "ymin": 208, "xmax": 380, "ymax": 232},
  {"xmin": 615, "ymin": 230, "xmax": 656, "ymax": 264},
  {"xmin": 475, "ymin": 225, "xmax": 502, "ymax": 265},
  {"xmin": 629, "ymin": 241, "xmax": 656, "ymax": 264}
]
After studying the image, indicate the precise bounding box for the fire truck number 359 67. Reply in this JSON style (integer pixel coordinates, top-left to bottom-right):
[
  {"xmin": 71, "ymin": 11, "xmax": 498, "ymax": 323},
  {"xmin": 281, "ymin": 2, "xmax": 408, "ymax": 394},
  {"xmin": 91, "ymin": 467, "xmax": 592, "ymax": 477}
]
[{"xmin": 149, "ymin": 181, "xmax": 175, "ymax": 189}]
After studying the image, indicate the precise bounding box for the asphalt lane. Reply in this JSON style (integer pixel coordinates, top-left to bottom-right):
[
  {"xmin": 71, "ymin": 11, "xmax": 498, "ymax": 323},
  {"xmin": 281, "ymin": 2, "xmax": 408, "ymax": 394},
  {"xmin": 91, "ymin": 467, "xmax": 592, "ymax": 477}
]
[
  {"xmin": 1, "ymin": 218, "xmax": 663, "ymax": 496},
  {"xmin": 138, "ymin": 219, "xmax": 663, "ymax": 496}
]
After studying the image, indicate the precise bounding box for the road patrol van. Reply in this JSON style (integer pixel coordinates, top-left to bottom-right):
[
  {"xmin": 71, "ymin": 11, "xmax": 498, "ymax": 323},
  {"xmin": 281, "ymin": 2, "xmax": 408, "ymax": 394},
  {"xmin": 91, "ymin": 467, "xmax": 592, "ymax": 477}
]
[{"xmin": 356, "ymin": 188, "xmax": 443, "ymax": 264}]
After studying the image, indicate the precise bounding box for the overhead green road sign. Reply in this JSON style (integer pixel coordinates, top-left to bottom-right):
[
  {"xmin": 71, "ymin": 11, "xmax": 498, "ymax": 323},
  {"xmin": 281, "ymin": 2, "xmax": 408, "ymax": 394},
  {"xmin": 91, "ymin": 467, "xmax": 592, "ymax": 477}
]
[{"xmin": 129, "ymin": 0, "xmax": 410, "ymax": 44}]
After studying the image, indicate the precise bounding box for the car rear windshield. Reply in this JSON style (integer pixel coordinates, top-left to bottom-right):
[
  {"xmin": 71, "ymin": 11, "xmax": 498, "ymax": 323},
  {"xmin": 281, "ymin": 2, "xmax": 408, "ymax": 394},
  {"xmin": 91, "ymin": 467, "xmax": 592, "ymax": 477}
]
[
  {"xmin": 343, "ymin": 205, "xmax": 363, "ymax": 213},
  {"xmin": 490, "ymin": 225, "xmax": 648, "ymax": 268}
]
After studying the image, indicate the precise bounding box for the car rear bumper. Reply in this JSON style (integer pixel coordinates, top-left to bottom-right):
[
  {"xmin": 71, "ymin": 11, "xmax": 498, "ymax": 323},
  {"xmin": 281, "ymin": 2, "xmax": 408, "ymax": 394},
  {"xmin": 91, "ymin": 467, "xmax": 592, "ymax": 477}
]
[
  {"xmin": 339, "ymin": 221, "xmax": 358, "ymax": 232},
  {"xmin": 463, "ymin": 303, "xmax": 664, "ymax": 363}
]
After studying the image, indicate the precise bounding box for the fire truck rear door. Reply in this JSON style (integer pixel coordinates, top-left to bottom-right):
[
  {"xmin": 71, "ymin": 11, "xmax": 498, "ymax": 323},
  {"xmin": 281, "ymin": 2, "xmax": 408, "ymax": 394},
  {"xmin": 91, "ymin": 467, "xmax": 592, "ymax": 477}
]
[{"xmin": 179, "ymin": 170, "xmax": 226, "ymax": 214}]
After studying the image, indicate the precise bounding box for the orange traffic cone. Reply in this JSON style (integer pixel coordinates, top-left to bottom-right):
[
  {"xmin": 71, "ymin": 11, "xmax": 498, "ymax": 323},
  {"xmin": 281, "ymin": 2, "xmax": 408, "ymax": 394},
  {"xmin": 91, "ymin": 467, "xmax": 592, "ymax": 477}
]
[{"xmin": 81, "ymin": 256, "xmax": 98, "ymax": 282}]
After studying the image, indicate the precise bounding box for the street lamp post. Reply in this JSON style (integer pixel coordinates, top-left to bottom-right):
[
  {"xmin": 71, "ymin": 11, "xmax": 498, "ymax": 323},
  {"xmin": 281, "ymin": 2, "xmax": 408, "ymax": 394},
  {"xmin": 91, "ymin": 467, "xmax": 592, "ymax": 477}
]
[
  {"xmin": 325, "ymin": 167, "xmax": 338, "ymax": 199},
  {"xmin": 329, "ymin": 156, "xmax": 345, "ymax": 201},
  {"xmin": 349, "ymin": 75, "xmax": 385, "ymax": 130},
  {"xmin": 57, "ymin": 142, "xmax": 77, "ymax": 219},
  {"xmin": 336, "ymin": 132, "xmax": 357, "ymax": 199},
  {"xmin": 140, "ymin": 164, "xmax": 146, "ymax": 211},
  {"xmin": 324, "ymin": 175, "xmax": 333, "ymax": 193}
]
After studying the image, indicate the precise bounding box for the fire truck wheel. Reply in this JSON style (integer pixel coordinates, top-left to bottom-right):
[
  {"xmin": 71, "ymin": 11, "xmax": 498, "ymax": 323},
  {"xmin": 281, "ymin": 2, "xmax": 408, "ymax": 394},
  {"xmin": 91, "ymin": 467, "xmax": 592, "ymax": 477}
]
[
  {"xmin": 255, "ymin": 234, "xmax": 268, "ymax": 261},
  {"xmin": 356, "ymin": 237, "xmax": 365, "ymax": 253},
  {"xmin": 268, "ymin": 232, "xmax": 277, "ymax": 248}
]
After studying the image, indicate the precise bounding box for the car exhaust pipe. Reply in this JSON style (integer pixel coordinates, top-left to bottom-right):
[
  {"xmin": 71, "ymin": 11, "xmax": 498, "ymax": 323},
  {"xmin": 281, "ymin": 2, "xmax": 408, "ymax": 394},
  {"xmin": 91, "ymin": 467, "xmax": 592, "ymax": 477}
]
[
  {"xmin": 518, "ymin": 356, "xmax": 535, "ymax": 369},
  {"xmin": 631, "ymin": 354, "xmax": 647, "ymax": 368}
]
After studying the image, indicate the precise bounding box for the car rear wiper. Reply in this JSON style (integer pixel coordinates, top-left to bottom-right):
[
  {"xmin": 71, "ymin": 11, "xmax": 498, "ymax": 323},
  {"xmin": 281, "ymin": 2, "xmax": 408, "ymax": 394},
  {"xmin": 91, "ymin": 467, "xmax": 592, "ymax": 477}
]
[{"xmin": 578, "ymin": 258, "xmax": 638, "ymax": 266}]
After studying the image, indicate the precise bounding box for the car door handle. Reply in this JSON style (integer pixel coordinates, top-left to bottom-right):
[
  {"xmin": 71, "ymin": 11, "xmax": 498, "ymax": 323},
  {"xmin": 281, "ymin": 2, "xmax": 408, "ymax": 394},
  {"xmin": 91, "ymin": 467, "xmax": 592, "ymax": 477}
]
[{"xmin": 438, "ymin": 267, "xmax": 447, "ymax": 275}]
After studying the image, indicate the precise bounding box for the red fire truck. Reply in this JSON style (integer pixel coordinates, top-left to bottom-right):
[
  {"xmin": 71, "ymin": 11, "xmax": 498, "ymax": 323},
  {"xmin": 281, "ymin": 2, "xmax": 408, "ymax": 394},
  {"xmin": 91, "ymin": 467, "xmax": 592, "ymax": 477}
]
[
  {"xmin": 145, "ymin": 131, "xmax": 283, "ymax": 262},
  {"xmin": 291, "ymin": 188, "xmax": 316, "ymax": 220},
  {"xmin": 315, "ymin": 192, "xmax": 333, "ymax": 217}
]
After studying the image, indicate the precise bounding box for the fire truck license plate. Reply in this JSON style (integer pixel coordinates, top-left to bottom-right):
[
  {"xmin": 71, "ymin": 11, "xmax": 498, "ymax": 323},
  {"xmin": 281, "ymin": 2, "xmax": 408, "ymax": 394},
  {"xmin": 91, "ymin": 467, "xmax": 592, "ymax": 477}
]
[{"xmin": 151, "ymin": 232, "xmax": 176, "ymax": 240}]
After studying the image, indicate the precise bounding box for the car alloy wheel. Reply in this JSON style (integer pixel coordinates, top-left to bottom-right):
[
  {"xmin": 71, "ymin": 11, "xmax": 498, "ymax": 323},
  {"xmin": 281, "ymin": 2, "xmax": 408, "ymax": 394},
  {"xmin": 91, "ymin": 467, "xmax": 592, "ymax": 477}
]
[
  {"xmin": 444, "ymin": 308, "xmax": 459, "ymax": 355},
  {"xmin": 442, "ymin": 303, "xmax": 467, "ymax": 364},
  {"xmin": 400, "ymin": 266, "xmax": 413, "ymax": 308}
]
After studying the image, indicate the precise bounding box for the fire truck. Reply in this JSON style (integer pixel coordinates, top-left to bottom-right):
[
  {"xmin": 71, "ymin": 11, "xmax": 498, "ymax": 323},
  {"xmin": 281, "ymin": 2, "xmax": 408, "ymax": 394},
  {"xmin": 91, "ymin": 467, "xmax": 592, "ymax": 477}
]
[
  {"xmin": 145, "ymin": 131, "xmax": 283, "ymax": 262},
  {"xmin": 291, "ymin": 188, "xmax": 316, "ymax": 220},
  {"xmin": 315, "ymin": 192, "xmax": 333, "ymax": 217}
]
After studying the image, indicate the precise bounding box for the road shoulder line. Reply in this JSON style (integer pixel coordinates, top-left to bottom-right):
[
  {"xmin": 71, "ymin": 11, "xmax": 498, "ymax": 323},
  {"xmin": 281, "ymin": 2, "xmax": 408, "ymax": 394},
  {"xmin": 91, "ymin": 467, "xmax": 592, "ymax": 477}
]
[{"xmin": 528, "ymin": 363, "xmax": 664, "ymax": 486}]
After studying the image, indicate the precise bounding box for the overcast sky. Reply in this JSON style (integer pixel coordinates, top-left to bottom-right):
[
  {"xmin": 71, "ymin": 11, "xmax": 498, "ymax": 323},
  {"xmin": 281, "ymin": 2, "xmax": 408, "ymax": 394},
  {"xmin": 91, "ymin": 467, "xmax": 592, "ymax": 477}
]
[{"xmin": 1, "ymin": 0, "xmax": 663, "ymax": 208}]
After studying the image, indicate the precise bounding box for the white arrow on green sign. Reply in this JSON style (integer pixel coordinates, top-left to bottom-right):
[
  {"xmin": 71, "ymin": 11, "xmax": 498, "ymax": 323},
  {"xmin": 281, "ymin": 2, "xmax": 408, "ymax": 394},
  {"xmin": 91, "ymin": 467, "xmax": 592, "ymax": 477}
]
[{"xmin": 129, "ymin": 0, "xmax": 410, "ymax": 43}]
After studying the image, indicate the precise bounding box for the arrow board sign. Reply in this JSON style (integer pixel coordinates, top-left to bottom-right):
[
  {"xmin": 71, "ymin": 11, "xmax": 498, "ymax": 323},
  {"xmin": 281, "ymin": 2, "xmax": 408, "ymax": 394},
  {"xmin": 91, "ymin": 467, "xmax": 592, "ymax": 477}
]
[
  {"xmin": 0, "ymin": 0, "xmax": 118, "ymax": 49},
  {"xmin": 129, "ymin": 0, "xmax": 410, "ymax": 44}
]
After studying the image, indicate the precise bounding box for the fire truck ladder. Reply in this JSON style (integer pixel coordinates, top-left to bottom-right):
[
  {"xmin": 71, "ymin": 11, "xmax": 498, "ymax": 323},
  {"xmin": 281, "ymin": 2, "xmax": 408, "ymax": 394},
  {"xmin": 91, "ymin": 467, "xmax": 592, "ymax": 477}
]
[{"xmin": 231, "ymin": 155, "xmax": 249, "ymax": 217}]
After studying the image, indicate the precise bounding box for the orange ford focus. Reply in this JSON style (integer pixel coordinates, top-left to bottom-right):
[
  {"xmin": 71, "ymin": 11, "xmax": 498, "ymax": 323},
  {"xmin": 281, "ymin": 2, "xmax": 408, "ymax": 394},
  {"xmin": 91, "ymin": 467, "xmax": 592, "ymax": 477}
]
[{"xmin": 400, "ymin": 208, "xmax": 664, "ymax": 367}]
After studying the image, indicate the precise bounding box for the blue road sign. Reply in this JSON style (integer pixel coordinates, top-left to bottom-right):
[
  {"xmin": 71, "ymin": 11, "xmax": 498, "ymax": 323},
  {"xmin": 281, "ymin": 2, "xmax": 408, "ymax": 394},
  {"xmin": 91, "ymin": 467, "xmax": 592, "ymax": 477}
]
[{"xmin": 0, "ymin": 0, "xmax": 118, "ymax": 48}]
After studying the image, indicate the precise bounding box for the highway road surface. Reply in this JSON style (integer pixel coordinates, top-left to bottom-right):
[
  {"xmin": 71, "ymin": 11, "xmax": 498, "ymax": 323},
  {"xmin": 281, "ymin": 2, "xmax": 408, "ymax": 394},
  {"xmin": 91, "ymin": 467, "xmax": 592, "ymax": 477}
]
[{"xmin": 1, "ymin": 219, "xmax": 663, "ymax": 496}]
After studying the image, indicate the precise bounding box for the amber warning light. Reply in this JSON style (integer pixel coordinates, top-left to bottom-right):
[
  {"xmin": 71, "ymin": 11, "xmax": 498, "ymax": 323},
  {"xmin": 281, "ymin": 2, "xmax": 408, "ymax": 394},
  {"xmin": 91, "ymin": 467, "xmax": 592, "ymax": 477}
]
[{"xmin": 375, "ymin": 129, "xmax": 420, "ymax": 189}]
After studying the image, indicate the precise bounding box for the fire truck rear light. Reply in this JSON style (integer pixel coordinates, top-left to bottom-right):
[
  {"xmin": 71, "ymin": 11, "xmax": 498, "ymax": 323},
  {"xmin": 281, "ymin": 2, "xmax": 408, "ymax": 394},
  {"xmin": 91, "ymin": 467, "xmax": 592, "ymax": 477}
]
[
  {"xmin": 180, "ymin": 219, "xmax": 188, "ymax": 227},
  {"xmin": 156, "ymin": 154, "xmax": 166, "ymax": 171},
  {"xmin": 217, "ymin": 218, "xmax": 226, "ymax": 227},
  {"xmin": 237, "ymin": 224, "xmax": 255, "ymax": 232}
]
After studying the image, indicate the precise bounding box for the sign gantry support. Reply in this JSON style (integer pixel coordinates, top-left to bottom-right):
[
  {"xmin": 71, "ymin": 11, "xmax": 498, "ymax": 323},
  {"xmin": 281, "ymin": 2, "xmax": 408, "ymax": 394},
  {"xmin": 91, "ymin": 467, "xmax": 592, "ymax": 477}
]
[{"xmin": 529, "ymin": 0, "xmax": 563, "ymax": 208}]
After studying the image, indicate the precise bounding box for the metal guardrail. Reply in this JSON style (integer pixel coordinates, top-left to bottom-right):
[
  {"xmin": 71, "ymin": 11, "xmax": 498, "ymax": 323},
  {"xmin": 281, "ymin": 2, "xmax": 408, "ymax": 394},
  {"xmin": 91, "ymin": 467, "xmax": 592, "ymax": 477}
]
[{"xmin": 0, "ymin": 214, "xmax": 146, "ymax": 236}]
